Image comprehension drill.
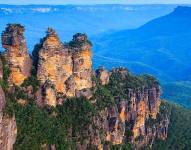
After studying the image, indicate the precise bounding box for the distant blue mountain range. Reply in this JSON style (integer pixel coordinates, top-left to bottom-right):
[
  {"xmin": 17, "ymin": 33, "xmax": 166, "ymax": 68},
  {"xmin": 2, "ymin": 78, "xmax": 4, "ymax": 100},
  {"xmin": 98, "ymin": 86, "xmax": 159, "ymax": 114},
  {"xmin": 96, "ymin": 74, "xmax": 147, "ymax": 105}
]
[
  {"xmin": 93, "ymin": 6, "xmax": 191, "ymax": 81},
  {"xmin": 0, "ymin": 4, "xmax": 175, "ymax": 51},
  {"xmin": 92, "ymin": 6, "xmax": 191, "ymax": 108}
]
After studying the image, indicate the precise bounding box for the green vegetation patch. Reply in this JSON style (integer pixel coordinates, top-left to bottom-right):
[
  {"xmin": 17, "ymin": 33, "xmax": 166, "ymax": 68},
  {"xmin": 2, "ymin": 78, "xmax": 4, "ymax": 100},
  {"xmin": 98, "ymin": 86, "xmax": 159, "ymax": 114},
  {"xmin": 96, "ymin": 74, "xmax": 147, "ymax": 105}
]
[
  {"xmin": 9, "ymin": 96, "xmax": 97, "ymax": 150},
  {"xmin": 162, "ymin": 81, "xmax": 191, "ymax": 108},
  {"xmin": 107, "ymin": 68, "xmax": 159, "ymax": 99}
]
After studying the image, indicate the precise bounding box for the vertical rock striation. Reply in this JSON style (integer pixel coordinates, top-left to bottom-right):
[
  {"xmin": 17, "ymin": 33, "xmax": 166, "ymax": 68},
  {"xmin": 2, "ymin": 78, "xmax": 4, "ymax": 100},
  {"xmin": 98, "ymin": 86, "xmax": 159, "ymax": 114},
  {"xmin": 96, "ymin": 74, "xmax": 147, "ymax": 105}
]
[
  {"xmin": 102, "ymin": 69, "xmax": 169, "ymax": 148},
  {"xmin": 70, "ymin": 33, "xmax": 92, "ymax": 94},
  {"xmin": 103, "ymin": 96, "xmax": 160, "ymax": 148},
  {"xmin": 36, "ymin": 28, "xmax": 73, "ymax": 94},
  {"xmin": 1, "ymin": 24, "xmax": 32, "ymax": 86},
  {"xmin": 35, "ymin": 30, "xmax": 93, "ymax": 106},
  {"xmin": 0, "ymin": 86, "xmax": 17, "ymax": 150},
  {"xmin": 96, "ymin": 66, "xmax": 110, "ymax": 85}
]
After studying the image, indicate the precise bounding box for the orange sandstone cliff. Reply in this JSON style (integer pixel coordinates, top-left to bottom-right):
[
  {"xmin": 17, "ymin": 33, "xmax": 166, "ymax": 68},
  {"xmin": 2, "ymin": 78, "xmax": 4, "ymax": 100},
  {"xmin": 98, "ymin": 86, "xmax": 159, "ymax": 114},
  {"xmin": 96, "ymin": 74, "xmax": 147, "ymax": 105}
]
[
  {"xmin": 1, "ymin": 24, "xmax": 32, "ymax": 86},
  {"xmin": 33, "ymin": 29, "xmax": 93, "ymax": 106}
]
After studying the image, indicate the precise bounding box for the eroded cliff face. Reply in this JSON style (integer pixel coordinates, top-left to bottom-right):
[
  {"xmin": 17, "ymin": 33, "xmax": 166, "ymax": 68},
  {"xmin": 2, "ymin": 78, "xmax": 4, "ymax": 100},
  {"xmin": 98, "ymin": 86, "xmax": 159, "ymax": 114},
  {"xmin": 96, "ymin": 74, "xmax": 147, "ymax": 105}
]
[
  {"xmin": 100, "ymin": 68, "xmax": 169, "ymax": 148},
  {"xmin": 96, "ymin": 67, "xmax": 110, "ymax": 85},
  {"xmin": 35, "ymin": 30, "xmax": 92, "ymax": 106},
  {"xmin": 1, "ymin": 24, "xmax": 32, "ymax": 86},
  {"xmin": 36, "ymin": 28, "xmax": 73, "ymax": 94},
  {"xmin": 70, "ymin": 33, "xmax": 92, "ymax": 93},
  {"xmin": 0, "ymin": 86, "xmax": 17, "ymax": 150}
]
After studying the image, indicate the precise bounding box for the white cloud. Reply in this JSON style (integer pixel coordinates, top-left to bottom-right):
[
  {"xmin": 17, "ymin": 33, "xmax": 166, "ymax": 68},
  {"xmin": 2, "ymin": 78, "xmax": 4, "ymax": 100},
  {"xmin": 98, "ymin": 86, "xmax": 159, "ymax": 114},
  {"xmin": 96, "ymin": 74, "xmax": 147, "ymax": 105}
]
[{"xmin": 31, "ymin": 8, "xmax": 57, "ymax": 13}]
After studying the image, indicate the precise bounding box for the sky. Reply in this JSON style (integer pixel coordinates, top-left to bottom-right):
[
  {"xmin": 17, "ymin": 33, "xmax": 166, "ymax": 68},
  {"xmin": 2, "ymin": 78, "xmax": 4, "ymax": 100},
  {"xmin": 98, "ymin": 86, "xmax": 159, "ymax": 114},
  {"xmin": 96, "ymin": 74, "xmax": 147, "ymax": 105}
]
[{"xmin": 0, "ymin": 0, "xmax": 191, "ymax": 5}]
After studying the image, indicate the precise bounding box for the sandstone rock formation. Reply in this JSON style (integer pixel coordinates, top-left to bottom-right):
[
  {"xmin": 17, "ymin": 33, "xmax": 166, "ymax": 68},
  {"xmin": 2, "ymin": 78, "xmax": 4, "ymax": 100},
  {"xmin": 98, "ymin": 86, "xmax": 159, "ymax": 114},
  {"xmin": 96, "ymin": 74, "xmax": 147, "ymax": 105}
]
[
  {"xmin": 36, "ymin": 28, "xmax": 73, "ymax": 94},
  {"xmin": 101, "ymin": 69, "xmax": 169, "ymax": 148},
  {"xmin": 0, "ymin": 59, "xmax": 3, "ymax": 80},
  {"xmin": 96, "ymin": 67, "xmax": 110, "ymax": 85},
  {"xmin": 35, "ymin": 30, "xmax": 93, "ymax": 106},
  {"xmin": 1, "ymin": 24, "xmax": 32, "ymax": 86},
  {"xmin": 0, "ymin": 116, "xmax": 17, "ymax": 150},
  {"xmin": 101, "ymin": 92, "xmax": 167, "ymax": 148},
  {"xmin": 42, "ymin": 80, "xmax": 57, "ymax": 107},
  {"xmin": 0, "ymin": 86, "xmax": 17, "ymax": 150},
  {"xmin": 70, "ymin": 33, "xmax": 92, "ymax": 93}
]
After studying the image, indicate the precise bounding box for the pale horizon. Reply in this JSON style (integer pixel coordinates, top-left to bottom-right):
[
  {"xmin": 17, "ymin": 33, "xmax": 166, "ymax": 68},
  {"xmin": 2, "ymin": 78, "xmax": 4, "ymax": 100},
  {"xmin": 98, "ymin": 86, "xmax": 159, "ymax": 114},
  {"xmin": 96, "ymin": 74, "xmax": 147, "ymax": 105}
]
[{"xmin": 0, "ymin": 0, "xmax": 191, "ymax": 5}]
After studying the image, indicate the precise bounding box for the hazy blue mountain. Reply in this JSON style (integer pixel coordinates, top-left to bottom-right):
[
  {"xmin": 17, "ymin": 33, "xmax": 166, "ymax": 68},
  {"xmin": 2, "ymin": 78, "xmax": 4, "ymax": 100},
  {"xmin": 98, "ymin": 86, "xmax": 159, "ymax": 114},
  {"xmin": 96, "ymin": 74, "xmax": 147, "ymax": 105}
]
[
  {"xmin": 93, "ymin": 6, "xmax": 191, "ymax": 81},
  {"xmin": 0, "ymin": 4, "xmax": 175, "ymax": 51},
  {"xmin": 92, "ymin": 6, "xmax": 191, "ymax": 107},
  {"xmin": 162, "ymin": 81, "xmax": 191, "ymax": 108}
]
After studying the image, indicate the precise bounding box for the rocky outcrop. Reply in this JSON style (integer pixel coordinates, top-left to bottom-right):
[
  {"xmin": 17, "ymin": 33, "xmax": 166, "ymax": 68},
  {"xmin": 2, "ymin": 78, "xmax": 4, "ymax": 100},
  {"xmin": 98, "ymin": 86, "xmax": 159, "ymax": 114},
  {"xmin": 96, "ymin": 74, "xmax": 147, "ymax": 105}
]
[
  {"xmin": 36, "ymin": 28, "xmax": 73, "ymax": 95},
  {"xmin": 0, "ymin": 86, "xmax": 5, "ymax": 112},
  {"xmin": 0, "ymin": 59, "xmax": 3, "ymax": 80},
  {"xmin": 42, "ymin": 144, "xmax": 56, "ymax": 150},
  {"xmin": 35, "ymin": 30, "xmax": 92, "ymax": 106},
  {"xmin": 75, "ymin": 69, "xmax": 168, "ymax": 149},
  {"xmin": 131, "ymin": 85, "xmax": 161, "ymax": 140},
  {"xmin": 105, "ymin": 106, "xmax": 125, "ymax": 145},
  {"xmin": 141, "ymin": 109, "xmax": 170, "ymax": 148},
  {"xmin": 102, "ymin": 70, "xmax": 169, "ymax": 148},
  {"xmin": 1, "ymin": 24, "xmax": 32, "ymax": 86},
  {"xmin": 70, "ymin": 33, "xmax": 92, "ymax": 93},
  {"xmin": 42, "ymin": 80, "xmax": 57, "ymax": 107},
  {"xmin": 96, "ymin": 67, "xmax": 110, "ymax": 85},
  {"xmin": 101, "ymin": 88, "xmax": 168, "ymax": 148},
  {"xmin": 0, "ymin": 116, "xmax": 17, "ymax": 150},
  {"xmin": 0, "ymin": 86, "xmax": 17, "ymax": 150}
]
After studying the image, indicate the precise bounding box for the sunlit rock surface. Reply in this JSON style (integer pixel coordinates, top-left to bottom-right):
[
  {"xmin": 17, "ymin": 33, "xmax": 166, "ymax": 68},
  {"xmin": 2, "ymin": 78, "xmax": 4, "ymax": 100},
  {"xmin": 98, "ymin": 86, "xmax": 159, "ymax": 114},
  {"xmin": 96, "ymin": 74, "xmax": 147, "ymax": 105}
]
[{"xmin": 1, "ymin": 24, "xmax": 32, "ymax": 86}]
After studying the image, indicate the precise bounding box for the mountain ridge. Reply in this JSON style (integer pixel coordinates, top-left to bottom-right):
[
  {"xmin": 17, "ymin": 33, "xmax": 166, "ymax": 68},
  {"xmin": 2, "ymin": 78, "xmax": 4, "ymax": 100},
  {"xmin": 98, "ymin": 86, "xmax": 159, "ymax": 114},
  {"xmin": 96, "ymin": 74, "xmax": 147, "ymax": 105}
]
[{"xmin": 93, "ymin": 6, "xmax": 191, "ymax": 79}]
